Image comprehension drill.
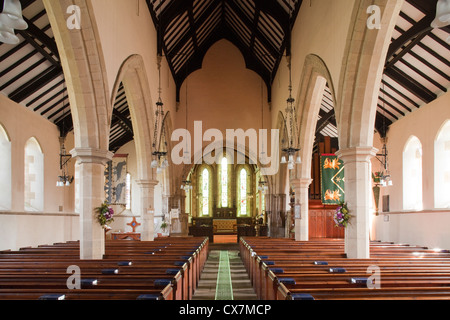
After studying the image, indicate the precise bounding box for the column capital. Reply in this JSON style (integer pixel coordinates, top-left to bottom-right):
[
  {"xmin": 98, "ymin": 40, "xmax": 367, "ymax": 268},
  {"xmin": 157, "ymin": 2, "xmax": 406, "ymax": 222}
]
[
  {"xmin": 335, "ymin": 146, "xmax": 378, "ymax": 163},
  {"xmin": 70, "ymin": 148, "xmax": 114, "ymax": 165},
  {"xmin": 290, "ymin": 178, "xmax": 313, "ymax": 189},
  {"xmin": 136, "ymin": 179, "xmax": 159, "ymax": 188}
]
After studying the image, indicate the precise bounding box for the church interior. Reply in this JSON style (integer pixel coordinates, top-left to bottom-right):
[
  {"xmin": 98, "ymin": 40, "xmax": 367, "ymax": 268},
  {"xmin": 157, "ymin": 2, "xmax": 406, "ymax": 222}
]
[{"xmin": 0, "ymin": 0, "xmax": 449, "ymax": 302}]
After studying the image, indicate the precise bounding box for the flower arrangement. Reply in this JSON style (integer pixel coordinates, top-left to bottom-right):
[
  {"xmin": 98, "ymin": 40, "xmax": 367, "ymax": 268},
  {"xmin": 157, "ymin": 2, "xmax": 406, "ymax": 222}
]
[
  {"xmin": 372, "ymin": 172, "xmax": 384, "ymax": 184},
  {"xmin": 95, "ymin": 202, "xmax": 115, "ymax": 228},
  {"xmin": 333, "ymin": 202, "xmax": 351, "ymax": 228}
]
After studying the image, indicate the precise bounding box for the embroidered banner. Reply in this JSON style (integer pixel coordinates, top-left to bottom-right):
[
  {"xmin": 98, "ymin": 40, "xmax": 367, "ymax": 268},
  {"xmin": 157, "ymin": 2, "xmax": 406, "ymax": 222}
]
[
  {"xmin": 320, "ymin": 154, "xmax": 345, "ymax": 205},
  {"xmin": 104, "ymin": 154, "xmax": 128, "ymax": 205}
]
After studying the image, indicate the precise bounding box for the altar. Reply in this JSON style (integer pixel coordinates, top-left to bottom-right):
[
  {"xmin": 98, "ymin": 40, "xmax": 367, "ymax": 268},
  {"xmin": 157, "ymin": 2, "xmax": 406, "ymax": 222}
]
[{"xmin": 213, "ymin": 219, "xmax": 237, "ymax": 234}]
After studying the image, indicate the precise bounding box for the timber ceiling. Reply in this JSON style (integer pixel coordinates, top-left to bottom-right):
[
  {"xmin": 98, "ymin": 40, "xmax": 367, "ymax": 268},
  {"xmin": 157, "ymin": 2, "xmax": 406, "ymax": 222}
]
[{"xmin": 0, "ymin": 0, "xmax": 448, "ymax": 154}]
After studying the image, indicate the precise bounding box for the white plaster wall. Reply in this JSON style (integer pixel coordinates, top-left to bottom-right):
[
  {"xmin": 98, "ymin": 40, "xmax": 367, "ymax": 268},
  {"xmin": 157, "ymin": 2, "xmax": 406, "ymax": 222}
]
[
  {"xmin": 371, "ymin": 91, "xmax": 450, "ymax": 250},
  {"xmin": 89, "ymin": 0, "xmax": 177, "ymax": 123},
  {"xmin": 0, "ymin": 94, "xmax": 78, "ymax": 250}
]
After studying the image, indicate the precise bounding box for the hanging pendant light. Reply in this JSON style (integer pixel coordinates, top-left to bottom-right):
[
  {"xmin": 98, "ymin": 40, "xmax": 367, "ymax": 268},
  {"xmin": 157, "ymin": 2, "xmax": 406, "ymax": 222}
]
[
  {"xmin": 281, "ymin": 55, "xmax": 301, "ymax": 171},
  {"xmin": 431, "ymin": 0, "xmax": 450, "ymax": 28},
  {"xmin": 0, "ymin": 14, "xmax": 19, "ymax": 44},
  {"xmin": 2, "ymin": 0, "xmax": 28, "ymax": 30}
]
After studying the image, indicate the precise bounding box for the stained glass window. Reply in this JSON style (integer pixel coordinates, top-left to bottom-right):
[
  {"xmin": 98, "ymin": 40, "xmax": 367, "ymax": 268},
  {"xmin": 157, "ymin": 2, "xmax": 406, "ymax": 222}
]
[
  {"xmin": 221, "ymin": 157, "xmax": 228, "ymax": 207},
  {"xmin": 239, "ymin": 168, "xmax": 247, "ymax": 215},
  {"xmin": 202, "ymin": 168, "xmax": 209, "ymax": 216}
]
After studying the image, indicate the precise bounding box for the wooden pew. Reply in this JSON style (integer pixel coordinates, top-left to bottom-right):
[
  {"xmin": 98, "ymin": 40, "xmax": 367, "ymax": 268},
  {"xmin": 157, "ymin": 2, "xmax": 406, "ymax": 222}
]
[
  {"xmin": 240, "ymin": 237, "xmax": 450, "ymax": 300},
  {"xmin": 0, "ymin": 236, "xmax": 208, "ymax": 300}
]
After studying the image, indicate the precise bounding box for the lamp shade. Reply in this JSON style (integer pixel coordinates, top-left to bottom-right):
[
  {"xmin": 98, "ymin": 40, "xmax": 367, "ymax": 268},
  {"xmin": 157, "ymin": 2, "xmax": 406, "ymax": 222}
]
[
  {"xmin": 431, "ymin": 0, "xmax": 450, "ymax": 28},
  {"xmin": 2, "ymin": 0, "xmax": 28, "ymax": 30},
  {"xmin": 0, "ymin": 14, "xmax": 19, "ymax": 44}
]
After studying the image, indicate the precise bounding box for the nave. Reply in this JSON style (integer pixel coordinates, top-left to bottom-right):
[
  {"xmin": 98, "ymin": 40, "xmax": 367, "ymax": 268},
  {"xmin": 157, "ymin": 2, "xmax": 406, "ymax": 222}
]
[{"xmin": 2, "ymin": 235, "xmax": 450, "ymax": 300}]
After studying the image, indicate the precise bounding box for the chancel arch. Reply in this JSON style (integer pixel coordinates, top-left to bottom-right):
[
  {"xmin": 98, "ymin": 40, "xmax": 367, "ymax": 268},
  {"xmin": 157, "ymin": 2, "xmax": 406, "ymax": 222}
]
[{"xmin": 186, "ymin": 148, "xmax": 265, "ymax": 241}]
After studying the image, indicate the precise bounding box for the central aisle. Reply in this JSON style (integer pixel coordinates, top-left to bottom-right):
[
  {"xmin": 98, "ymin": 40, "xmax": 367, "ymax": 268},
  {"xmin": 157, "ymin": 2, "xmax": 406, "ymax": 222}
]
[{"xmin": 192, "ymin": 249, "xmax": 258, "ymax": 300}]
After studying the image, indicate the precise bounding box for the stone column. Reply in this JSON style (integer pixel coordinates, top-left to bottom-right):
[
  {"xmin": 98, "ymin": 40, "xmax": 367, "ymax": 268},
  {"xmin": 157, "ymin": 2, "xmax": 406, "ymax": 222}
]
[
  {"xmin": 336, "ymin": 147, "xmax": 377, "ymax": 259},
  {"xmin": 291, "ymin": 178, "xmax": 312, "ymax": 241},
  {"xmin": 136, "ymin": 179, "xmax": 159, "ymax": 241},
  {"xmin": 71, "ymin": 148, "xmax": 114, "ymax": 260}
]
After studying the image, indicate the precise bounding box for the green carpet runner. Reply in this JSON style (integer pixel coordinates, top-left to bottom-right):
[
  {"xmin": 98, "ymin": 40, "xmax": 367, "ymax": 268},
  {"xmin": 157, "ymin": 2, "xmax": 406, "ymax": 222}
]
[{"xmin": 215, "ymin": 251, "xmax": 234, "ymax": 300}]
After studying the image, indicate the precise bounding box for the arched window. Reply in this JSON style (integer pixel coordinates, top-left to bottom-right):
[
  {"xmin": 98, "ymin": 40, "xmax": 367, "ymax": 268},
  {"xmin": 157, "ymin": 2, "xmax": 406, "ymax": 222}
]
[
  {"xmin": 125, "ymin": 173, "xmax": 131, "ymax": 210},
  {"xmin": 435, "ymin": 121, "xmax": 450, "ymax": 208},
  {"xmin": 0, "ymin": 124, "xmax": 11, "ymax": 210},
  {"xmin": 201, "ymin": 168, "xmax": 210, "ymax": 216},
  {"xmin": 24, "ymin": 137, "xmax": 44, "ymax": 212},
  {"xmin": 239, "ymin": 168, "xmax": 248, "ymax": 216},
  {"xmin": 220, "ymin": 157, "xmax": 228, "ymax": 207},
  {"xmin": 403, "ymin": 136, "xmax": 423, "ymax": 211}
]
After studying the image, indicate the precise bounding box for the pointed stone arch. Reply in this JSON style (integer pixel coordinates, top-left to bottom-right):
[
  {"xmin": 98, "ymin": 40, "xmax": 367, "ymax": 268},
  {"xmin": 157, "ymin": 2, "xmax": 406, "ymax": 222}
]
[
  {"xmin": 337, "ymin": 0, "xmax": 404, "ymax": 149},
  {"xmin": 290, "ymin": 54, "xmax": 336, "ymax": 240},
  {"xmin": 44, "ymin": 0, "xmax": 111, "ymax": 151},
  {"xmin": 112, "ymin": 54, "xmax": 156, "ymax": 182},
  {"xmin": 335, "ymin": 0, "xmax": 404, "ymax": 258},
  {"xmin": 44, "ymin": 0, "xmax": 113, "ymax": 259}
]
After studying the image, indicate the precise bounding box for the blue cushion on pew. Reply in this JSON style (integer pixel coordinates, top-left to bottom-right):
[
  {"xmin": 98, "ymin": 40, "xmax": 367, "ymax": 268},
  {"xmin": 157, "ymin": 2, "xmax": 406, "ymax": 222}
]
[
  {"xmin": 174, "ymin": 261, "xmax": 185, "ymax": 267},
  {"xmin": 269, "ymin": 268, "xmax": 284, "ymax": 274},
  {"xmin": 313, "ymin": 261, "xmax": 328, "ymax": 265},
  {"xmin": 350, "ymin": 278, "xmax": 368, "ymax": 285},
  {"xmin": 166, "ymin": 268, "xmax": 180, "ymax": 275},
  {"xmin": 80, "ymin": 279, "xmax": 98, "ymax": 286},
  {"xmin": 38, "ymin": 294, "xmax": 65, "ymax": 300},
  {"xmin": 137, "ymin": 294, "xmax": 160, "ymax": 300},
  {"xmin": 145, "ymin": 251, "xmax": 156, "ymax": 255},
  {"xmin": 279, "ymin": 278, "xmax": 296, "ymax": 285},
  {"xmin": 259, "ymin": 255, "xmax": 269, "ymax": 259},
  {"xmin": 117, "ymin": 261, "xmax": 133, "ymax": 266},
  {"xmin": 291, "ymin": 293, "xmax": 315, "ymax": 301},
  {"xmin": 329, "ymin": 267, "xmax": 346, "ymax": 273},
  {"xmin": 154, "ymin": 279, "xmax": 171, "ymax": 287},
  {"xmin": 181, "ymin": 256, "xmax": 191, "ymax": 260},
  {"xmin": 264, "ymin": 261, "xmax": 275, "ymax": 266},
  {"xmin": 101, "ymin": 268, "xmax": 119, "ymax": 275}
]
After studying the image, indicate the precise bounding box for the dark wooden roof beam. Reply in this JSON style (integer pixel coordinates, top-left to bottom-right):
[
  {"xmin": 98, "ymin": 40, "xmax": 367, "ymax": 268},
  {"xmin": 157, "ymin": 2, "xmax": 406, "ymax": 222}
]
[
  {"xmin": 21, "ymin": 17, "xmax": 60, "ymax": 61},
  {"xmin": 112, "ymin": 109, "xmax": 134, "ymax": 135},
  {"xmin": 226, "ymin": 0, "xmax": 279, "ymax": 58},
  {"xmin": 386, "ymin": 16, "xmax": 433, "ymax": 68},
  {"xmin": 384, "ymin": 66, "xmax": 437, "ymax": 104},
  {"xmin": 8, "ymin": 66, "xmax": 63, "ymax": 103},
  {"xmin": 381, "ymin": 78, "xmax": 421, "ymax": 108}
]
